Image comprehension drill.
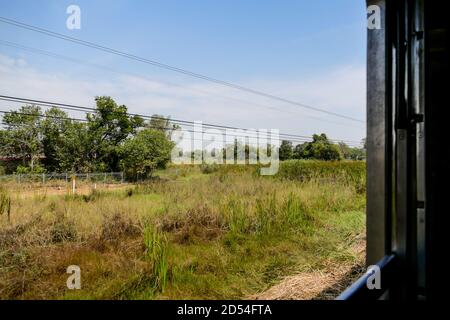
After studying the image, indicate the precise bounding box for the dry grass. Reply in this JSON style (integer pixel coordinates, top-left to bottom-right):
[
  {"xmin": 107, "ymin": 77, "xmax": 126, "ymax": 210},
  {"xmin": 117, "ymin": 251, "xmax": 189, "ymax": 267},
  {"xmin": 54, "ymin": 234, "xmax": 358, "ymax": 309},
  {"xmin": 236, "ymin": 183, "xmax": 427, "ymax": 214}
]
[
  {"xmin": 0, "ymin": 163, "xmax": 366, "ymax": 300},
  {"xmin": 251, "ymin": 235, "xmax": 366, "ymax": 300}
]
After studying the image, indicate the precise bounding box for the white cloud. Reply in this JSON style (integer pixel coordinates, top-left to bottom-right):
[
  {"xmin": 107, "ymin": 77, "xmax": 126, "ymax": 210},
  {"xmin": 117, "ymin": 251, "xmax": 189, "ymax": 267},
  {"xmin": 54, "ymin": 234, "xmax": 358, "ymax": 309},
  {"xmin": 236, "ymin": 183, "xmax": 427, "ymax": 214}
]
[{"xmin": 0, "ymin": 53, "xmax": 366, "ymax": 143}]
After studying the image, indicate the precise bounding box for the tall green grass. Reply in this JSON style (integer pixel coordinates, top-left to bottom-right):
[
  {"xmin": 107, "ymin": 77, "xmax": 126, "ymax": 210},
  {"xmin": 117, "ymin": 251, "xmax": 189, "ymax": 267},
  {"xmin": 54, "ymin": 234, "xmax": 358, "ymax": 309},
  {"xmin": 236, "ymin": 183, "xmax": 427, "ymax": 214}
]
[
  {"xmin": 276, "ymin": 160, "xmax": 365, "ymax": 193},
  {"xmin": 0, "ymin": 160, "xmax": 366, "ymax": 300},
  {"xmin": 0, "ymin": 188, "xmax": 11, "ymax": 221},
  {"xmin": 143, "ymin": 226, "xmax": 169, "ymax": 293},
  {"xmin": 277, "ymin": 160, "xmax": 365, "ymax": 181}
]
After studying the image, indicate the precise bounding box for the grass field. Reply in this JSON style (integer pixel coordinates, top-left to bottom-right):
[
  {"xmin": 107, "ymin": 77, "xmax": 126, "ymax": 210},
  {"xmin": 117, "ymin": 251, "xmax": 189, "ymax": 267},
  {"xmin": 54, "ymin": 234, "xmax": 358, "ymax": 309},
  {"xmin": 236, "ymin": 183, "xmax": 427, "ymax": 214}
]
[{"xmin": 0, "ymin": 161, "xmax": 366, "ymax": 300}]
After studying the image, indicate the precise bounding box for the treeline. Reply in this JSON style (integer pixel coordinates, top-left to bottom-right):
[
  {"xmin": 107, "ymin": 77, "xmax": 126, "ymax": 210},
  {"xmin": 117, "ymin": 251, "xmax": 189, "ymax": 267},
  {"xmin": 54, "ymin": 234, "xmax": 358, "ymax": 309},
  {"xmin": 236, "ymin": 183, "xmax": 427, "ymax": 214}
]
[
  {"xmin": 0, "ymin": 97, "xmax": 175, "ymax": 177},
  {"xmin": 278, "ymin": 134, "xmax": 366, "ymax": 161},
  {"xmin": 0, "ymin": 96, "xmax": 365, "ymax": 177}
]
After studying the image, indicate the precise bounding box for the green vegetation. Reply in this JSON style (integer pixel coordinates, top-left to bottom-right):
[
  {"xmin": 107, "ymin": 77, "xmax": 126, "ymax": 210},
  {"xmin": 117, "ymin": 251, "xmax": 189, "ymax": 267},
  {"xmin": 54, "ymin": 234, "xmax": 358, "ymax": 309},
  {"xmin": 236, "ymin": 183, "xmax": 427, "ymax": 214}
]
[
  {"xmin": 283, "ymin": 134, "xmax": 366, "ymax": 161},
  {"xmin": 278, "ymin": 159, "xmax": 365, "ymax": 182},
  {"xmin": 0, "ymin": 96, "xmax": 366, "ymax": 300},
  {"xmin": 0, "ymin": 97, "xmax": 174, "ymax": 175},
  {"xmin": 0, "ymin": 163, "xmax": 365, "ymax": 300},
  {"xmin": 143, "ymin": 226, "xmax": 169, "ymax": 293},
  {"xmin": 119, "ymin": 129, "xmax": 174, "ymax": 179},
  {"xmin": 0, "ymin": 188, "xmax": 11, "ymax": 221},
  {"xmin": 0, "ymin": 97, "xmax": 365, "ymax": 177}
]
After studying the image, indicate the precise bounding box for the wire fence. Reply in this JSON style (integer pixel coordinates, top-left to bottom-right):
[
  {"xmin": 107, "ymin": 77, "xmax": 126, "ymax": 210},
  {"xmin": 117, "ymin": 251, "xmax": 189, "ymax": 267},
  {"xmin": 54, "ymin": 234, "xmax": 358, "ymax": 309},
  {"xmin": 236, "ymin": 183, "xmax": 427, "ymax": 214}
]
[{"xmin": 0, "ymin": 172, "xmax": 125, "ymax": 185}]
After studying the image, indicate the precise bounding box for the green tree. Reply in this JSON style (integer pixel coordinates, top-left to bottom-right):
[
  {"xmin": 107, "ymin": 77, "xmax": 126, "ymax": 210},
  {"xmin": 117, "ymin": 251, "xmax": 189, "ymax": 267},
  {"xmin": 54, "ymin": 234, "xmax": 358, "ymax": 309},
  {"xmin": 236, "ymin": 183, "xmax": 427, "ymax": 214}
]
[
  {"xmin": 146, "ymin": 114, "xmax": 180, "ymax": 138},
  {"xmin": 338, "ymin": 142, "xmax": 366, "ymax": 160},
  {"xmin": 119, "ymin": 129, "xmax": 174, "ymax": 179},
  {"xmin": 54, "ymin": 122, "xmax": 93, "ymax": 173},
  {"xmin": 302, "ymin": 134, "xmax": 342, "ymax": 161},
  {"xmin": 0, "ymin": 105, "xmax": 43, "ymax": 171},
  {"xmin": 279, "ymin": 140, "xmax": 293, "ymax": 161},
  {"xmin": 338, "ymin": 142, "xmax": 352, "ymax": 159},
  {"xmin": 0, "ymin": 129, "xmax": 7, "ymax": 156},
  {"xmin": 293, "ymin": 143, "xmax": 307, "ymax": 159},
  {"xmin": 41, "ymin": 107, "xmax": 72, "ymax": 172},
  {"xmin": 87, "ymin": 96, "xmax": 144, "ymax": 171}
]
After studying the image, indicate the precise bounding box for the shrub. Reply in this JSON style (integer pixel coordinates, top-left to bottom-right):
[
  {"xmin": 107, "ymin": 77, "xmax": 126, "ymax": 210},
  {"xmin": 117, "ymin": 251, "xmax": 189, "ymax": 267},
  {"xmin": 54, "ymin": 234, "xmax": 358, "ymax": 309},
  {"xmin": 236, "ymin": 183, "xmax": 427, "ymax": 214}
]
[
  {"xmin": 50, "ymin": 218, "xmax": 77, "ymax": 243},
  {"xmin": 15, "ymin": 164, "xmax": 46, "ymax": 174},
  {"xmin": 200, "ymin": 163, "xmax": 220, "ymax": 174},
  {"xmin": 119, "ymin": 129, "xmax": 174, "ymax": 180},
  {"xmin": 101, "ymin": 212, "xmax": 141, "ymax": 242}
]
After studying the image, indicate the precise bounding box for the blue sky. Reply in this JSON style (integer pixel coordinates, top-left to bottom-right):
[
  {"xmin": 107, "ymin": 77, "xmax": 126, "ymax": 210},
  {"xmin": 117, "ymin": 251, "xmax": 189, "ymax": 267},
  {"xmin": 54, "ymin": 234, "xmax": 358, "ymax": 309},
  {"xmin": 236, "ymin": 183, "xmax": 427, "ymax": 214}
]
[{"xmin": 0, "ymin": 0, "xmax": 367, "ymax": 143}]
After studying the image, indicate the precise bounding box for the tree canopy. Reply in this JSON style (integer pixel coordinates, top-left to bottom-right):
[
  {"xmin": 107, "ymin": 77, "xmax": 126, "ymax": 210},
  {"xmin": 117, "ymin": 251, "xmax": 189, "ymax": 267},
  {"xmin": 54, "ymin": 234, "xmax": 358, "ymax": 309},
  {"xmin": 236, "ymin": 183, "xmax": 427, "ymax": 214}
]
[
  {"xmin": 279, "ymin": 140, "xmax": 294, "ymax": 161},
  {"xmin": 0, "ymin": 105, "xmax": 43, "ymax": 171},
  {"xmin": 0, "ymin": 98, "xmax": 365, "ymax": 175},
  {"xmin": 280, "ymin": 134, "xmax": 365, "ymax": 161},
  {"xmin": 119, "ymin": 129, "xmax": 174, "ymax": 179},
  {"xmin": 0, "ymin": 97, "xmax": 173, "ymax": 175}
]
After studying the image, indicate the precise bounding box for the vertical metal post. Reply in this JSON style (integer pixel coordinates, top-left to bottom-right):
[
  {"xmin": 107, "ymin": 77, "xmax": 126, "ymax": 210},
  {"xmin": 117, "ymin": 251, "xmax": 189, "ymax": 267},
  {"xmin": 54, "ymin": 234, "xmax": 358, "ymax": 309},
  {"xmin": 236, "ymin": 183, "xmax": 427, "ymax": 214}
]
[
  {"xmin": 390, "ymin": 0, "xmax": 424, "ymax": 299},
  {"xmin": 366, "ymin": 0, "xmax": 391, "ymax": 266},
  {"xmin": 411, "ymin": 0, "xmax": 426, "ymax": 296},
  {"xmin": 391, "ymin": 0, "xmax": 410, "ymax": 299}
]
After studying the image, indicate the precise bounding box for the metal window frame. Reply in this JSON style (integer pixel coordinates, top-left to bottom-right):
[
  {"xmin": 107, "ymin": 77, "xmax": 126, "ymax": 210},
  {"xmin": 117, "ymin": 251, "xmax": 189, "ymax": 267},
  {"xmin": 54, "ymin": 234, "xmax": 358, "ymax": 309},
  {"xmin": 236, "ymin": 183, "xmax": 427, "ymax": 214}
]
[{"xmin": 340, "ymin": 0, "xmax": 427, "ymax": 300}]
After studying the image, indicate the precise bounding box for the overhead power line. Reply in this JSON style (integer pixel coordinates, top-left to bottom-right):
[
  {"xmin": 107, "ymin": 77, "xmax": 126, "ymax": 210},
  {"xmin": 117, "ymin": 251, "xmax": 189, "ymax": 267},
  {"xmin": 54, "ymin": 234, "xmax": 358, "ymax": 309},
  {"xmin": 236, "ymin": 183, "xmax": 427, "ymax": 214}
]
[
  {"xmin": 0, "ymin": 110, "xmax": 309, "ymax": 144},
  {"xmin": 0, "ymin": 16, "xmax": 365, "ymax": 123},
  {"xmin": 0, "ymin": 39, "xmax": 365, "ymax": 130},
  {"xmin": 0, "ymin": 110, "xmax": 87, "ymax": 122},
  {"xmin": 0, "ymin": 109, "xmax": 311, "ymax": 143},
  {"xmin": 0, "ymin": 109, "xmax": 339, "ymax": 146},
  {"xmin": 0, "ymin": 95, "xmax": 363, "ymax": 146}
]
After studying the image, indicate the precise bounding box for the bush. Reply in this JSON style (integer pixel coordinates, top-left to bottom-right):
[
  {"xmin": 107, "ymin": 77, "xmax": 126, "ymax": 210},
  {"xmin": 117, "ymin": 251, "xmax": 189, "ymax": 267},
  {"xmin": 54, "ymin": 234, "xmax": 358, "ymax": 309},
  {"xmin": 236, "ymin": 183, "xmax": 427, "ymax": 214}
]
[
  {"xmin": 15, "ymin": 164, "xmax": 46, "ymax": 174},
  {"xmin": 50, "ymin": 219, "xmax": 77, "ymax": 243},
  {"xmin": 200, "ymin": 163, "xmax": 220, "ymax": 174},
  {"xmin": 119, "ymin": 129, "xmax": 174, "ymax": 180},
  {"xmin": 101, "ymin": 212, "xmax": 141, "ymax": 241}
]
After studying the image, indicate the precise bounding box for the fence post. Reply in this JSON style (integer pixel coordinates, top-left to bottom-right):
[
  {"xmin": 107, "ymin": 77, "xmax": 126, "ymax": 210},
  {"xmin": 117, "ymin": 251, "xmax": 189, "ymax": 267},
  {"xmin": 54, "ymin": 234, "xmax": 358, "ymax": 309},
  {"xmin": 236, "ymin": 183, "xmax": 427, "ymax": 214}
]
[
  {"xmin": 121, "ymin": 172, "xmax": 124, "ymax": 184},
  {"xmin": 72, "ymin": 175, "xmax": 76, "ymax": 195},
  {"xmin": 42, "ymin": 173, "xmax": 45, "ymax": 184}
]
